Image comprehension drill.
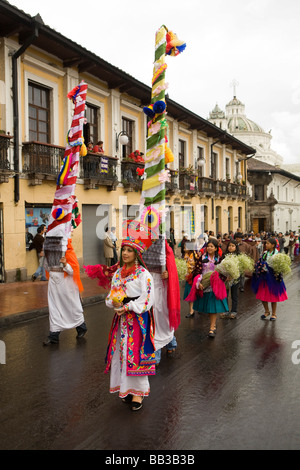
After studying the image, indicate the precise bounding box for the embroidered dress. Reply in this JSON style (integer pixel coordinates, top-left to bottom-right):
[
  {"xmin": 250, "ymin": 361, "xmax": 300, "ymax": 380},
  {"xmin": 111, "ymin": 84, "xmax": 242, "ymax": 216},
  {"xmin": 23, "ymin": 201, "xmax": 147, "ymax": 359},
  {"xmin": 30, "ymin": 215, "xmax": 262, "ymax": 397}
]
[
  {"xmin": 252, "ymin": 250, "xmax": 288, "ymax": 303},
  {"xmin": 105, "ymin": 266, "xmax": 155, "ymax": 398},
  {"xmin": 183, "ymin": 252, "xmax": 196, "ymax": 300},
  {"xmin": 193, "ymin": 256, "xmax": 229, "ymax": 314}
]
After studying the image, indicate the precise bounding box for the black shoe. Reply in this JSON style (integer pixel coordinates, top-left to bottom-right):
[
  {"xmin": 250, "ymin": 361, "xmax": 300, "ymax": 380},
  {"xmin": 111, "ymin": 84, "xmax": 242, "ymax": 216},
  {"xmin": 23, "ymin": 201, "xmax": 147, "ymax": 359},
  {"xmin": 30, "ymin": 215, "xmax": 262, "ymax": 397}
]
[
  {"xmin": 208, "ymin": 328, "xmax": 216, "ymax": 338},
  {"xmin": 131, "ymin": 399, "xmax": 143, "ymax": 411},
  {"xmin": 76, "ymin": 322, "xmax": 87, "ymax": 338},
  {"xmin": 185, "ymin": 312, "xmax": 194, "ymax": 318},
  {"xmin": 32, "ymin": 275, "xmax": 36, "ymax": 282},
  {"xmin": 240, "ymin": 288, "xmax": 244, "ymax": 292},
  {"xmin": 43, "ymin": 337, "xmax": 59, "ymax": 346},
  {"xmin": 76, "ymin": 330, "xmax": 87, "ymax": 338},
  {"xmin": 122, "ymin": 394, "xmax": 132, "ymax": 404}
]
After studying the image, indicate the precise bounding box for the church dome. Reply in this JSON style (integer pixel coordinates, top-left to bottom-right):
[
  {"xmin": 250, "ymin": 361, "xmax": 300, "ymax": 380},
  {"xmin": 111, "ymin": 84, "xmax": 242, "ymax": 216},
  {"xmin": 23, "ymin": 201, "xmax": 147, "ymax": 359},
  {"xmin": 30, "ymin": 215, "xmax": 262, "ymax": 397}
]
[
  {"xmin": 226, "ymin": 96, "xmax": 244, "ymax": 107},
  {"xmin": 225, "ymin": 95, "xmax": 264, "ymax": 134},
  {"xmin": 209, "ymin": 103, "xmax": 225, "ymax": 119},
  {"xmin": 227, "ymin": 115, "xmax": 264, "ymax": 133}
]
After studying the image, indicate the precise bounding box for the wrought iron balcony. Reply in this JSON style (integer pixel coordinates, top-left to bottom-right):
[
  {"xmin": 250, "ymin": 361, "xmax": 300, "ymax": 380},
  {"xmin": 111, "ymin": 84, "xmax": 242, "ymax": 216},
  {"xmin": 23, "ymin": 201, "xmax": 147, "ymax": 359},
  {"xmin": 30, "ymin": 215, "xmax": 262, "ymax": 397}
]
[
  {"xmin": 215, "ymin": 180, "xmax": 228, "ymax": 197},
  {"xmin": 0, "ymin": 133, "xmax": 14, "ymax": 183},
  {"xmin": 179, "ymin": 172, "xmax": 197, "ymax": 194},
  {"xmin": 121, "ymin": 159, "xmax": 145, "ymax": 191},
  {"xmin": 165, "ymin": 169, "xmax": 178, "ymax": 193},
  {"xmin": 198, "ymin": 176, "xmax": 215, "ymax": 195},
  {"xmin": 80, "ymin": 153, "xmax": 118, "ymax": 190},
  {"xmin": 229, "ymin": 182, "xmax": 240, "ymax": 197},
  {"xmin": 22, "ymin": 141, "xmax": 64, "ymax": 184},
  {"xmin": 238, "ymin": 184, "xmax": 247, "ymax": 197}
]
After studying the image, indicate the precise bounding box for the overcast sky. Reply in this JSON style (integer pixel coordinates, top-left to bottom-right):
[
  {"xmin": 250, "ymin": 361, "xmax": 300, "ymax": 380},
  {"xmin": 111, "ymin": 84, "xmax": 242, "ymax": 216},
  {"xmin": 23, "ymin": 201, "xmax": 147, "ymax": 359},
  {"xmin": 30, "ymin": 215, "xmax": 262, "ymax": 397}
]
[{"xmin": 9, "ymin": 0, "xmax": 300, "ymax": 164}]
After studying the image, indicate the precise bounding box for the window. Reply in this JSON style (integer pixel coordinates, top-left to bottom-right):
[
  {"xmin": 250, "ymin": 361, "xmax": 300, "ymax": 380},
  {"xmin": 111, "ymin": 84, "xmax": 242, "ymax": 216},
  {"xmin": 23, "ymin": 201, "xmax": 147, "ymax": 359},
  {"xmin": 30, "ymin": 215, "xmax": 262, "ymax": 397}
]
[
  {"xmin": 196, "ymin": 146, "xmax": 204, "ymax": 177},
  {"xmin": 225, "ymin": 158, "xmax": 230, "ymax": 178},
  {"xmin": 84, "ymin": 104, "xmax": 99, "ymax": 146},
  {"xmin": 235, "ymin": 161, "xmax": 239, "ymax": 181},
  {"xmin": 179, "ymin": 139, "xmax": 185, "ymax": 168},
  {"xmin": 122, "ymin": 118, "xmax": 134, "ymax": 158},
  {"xmin": 228, "ymin": 206, "xmax": 233, "ymax": 232},
  {"xmin": 254, "ymin": 184, "xmax": 264, "ymax": 201},
  {"xmin": 238, "ymin": 207, "xmax": 242, "ymax": 228},
  {"xmin": 28, "ymin": 82, "xmax": 50, "ymax": 143},
  {"xmin": 215, "ymin": 206, "xmax": 221, "ymax": 234},
  {"xmin": 211, "ymin": 151, "xmax": 217, "ymax": 179}
]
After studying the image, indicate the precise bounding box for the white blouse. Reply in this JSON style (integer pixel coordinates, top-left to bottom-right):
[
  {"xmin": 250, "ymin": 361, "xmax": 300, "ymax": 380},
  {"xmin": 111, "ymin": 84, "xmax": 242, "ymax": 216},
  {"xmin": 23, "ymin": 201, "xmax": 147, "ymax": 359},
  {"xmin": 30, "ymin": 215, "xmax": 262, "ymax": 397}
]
[{"xmin": 105, "ymin": 266, "xmax": 154, "ymax": 314}]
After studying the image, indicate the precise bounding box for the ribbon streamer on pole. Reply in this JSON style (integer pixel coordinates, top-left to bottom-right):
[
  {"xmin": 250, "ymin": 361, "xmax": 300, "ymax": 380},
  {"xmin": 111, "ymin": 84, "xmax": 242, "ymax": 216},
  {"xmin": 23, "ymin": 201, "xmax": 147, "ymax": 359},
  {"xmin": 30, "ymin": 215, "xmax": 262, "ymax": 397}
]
[
  {"xmin": 46, "ymin": 80, "xmax": 88, "ymax": 254},
  {"xmin": 140, "ymin": 26, "xmax": 186, "ymax": 270}
]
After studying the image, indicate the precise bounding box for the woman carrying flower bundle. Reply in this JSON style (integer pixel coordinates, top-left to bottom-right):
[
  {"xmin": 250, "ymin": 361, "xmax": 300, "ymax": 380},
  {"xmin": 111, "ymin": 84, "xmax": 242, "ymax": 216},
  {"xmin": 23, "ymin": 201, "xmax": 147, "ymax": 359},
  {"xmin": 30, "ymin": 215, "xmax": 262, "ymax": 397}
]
[
  {"xmin": 251, "ymin": 237, "xmax": 289, "ymax": 321},
  {"xmin": 183, "ymin": 245, "xmax": 198, "ymax": 318},
  {"xmin": 104, "ymin": 225, "xmax": 156, "ymax": 411},
  {"xmin": 185, "ymin": 238, "xmax": 229, "ymax": 337},
  {"xmin": 220, "ymin": 240, "xmax": 255, "ymax": 319},
  {"xmin": 220, "ymin": 240, "xmax": 240, "ymax": 319}
]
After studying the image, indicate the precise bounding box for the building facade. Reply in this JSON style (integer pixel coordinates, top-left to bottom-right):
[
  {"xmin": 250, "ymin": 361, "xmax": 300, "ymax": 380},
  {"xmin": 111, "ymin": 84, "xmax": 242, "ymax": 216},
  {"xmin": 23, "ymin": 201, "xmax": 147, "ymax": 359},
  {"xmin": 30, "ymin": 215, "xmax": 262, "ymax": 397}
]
[
  {"xmin": 0, "ymin": 1, "xmax": 254, "ymax": 282},
  {"xmin": 209, "ymin": 95, "xmax": 300, "ymax": 234}
]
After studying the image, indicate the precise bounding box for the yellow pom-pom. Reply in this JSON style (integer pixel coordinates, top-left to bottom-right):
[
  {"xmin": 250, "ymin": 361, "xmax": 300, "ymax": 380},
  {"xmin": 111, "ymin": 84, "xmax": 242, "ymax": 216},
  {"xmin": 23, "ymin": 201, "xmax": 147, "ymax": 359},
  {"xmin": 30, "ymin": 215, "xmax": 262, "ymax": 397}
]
[
  {"xmin": 80, "ymin": 142, "xmax": 87, "ymax": 156},
  {"xmin": 165, "ymin": 146, "xmax": 174, "ymax": 164}
]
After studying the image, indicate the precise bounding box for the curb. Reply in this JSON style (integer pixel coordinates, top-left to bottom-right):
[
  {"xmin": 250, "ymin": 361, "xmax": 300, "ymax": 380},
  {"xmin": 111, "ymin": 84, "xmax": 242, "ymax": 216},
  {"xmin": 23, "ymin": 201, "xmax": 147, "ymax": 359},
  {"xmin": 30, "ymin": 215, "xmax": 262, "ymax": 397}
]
[{"xmin": 0, "ymin": 293, "xmax": 107, "ymax": 327}]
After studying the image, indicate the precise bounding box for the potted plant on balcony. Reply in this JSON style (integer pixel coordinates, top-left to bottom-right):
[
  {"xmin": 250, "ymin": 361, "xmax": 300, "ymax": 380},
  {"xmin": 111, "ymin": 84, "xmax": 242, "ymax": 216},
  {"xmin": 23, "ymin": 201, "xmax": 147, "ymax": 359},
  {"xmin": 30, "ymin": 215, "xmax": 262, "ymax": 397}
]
[
  {"xmin": 123, "ymin": 150, "xmax": 145, "ymax": 164},
  {"xmin": 179, "ymin": 165, "xmax": 196, "ymax": 176}
]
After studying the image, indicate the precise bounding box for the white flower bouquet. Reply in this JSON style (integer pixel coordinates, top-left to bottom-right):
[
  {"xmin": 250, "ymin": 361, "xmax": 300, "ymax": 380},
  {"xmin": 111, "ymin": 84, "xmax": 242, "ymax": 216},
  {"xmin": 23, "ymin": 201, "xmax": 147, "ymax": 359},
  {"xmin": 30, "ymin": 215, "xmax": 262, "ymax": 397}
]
[
  {"xmin": 267, "ymin": 253, "xmax": 291, "ymax": 277},
  {"xmin": 216, "ymin": 254, "xmax": 241, "ymax": 281},
  {"xmin": 237, "ymin": 253, "xmax": 255, "ymax": 275},
  {"xmin": 175, "ymin": 257, "xmax": 187, "ymax": 280},
  {"xmin": 199, "ymin": 254, "xmax": 241, "ymax": 290}
]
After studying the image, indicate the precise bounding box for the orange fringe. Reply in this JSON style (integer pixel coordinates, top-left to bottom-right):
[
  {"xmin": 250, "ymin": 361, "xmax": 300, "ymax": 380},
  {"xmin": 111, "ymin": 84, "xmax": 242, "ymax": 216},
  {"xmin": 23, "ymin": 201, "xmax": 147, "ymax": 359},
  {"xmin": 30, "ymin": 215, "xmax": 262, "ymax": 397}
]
[{"xmin": 65, "ymin": 238, "xmax": 84, "ymax": 292}]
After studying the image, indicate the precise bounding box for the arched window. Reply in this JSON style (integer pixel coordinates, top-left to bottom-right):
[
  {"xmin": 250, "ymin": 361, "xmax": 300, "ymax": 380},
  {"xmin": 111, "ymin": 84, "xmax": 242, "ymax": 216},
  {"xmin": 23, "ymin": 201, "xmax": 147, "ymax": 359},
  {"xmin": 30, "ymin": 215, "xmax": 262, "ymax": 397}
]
[
  {"xmin": 216, "ymin": 206, "xmax": 221, "ymax": 234},
  {"xmin": 228, "ymin": 206, "xmax": 233, "ymax": 232},
  {"xmin": 238, "ymin": 207, "xmax": 242, "ymax": 228}
]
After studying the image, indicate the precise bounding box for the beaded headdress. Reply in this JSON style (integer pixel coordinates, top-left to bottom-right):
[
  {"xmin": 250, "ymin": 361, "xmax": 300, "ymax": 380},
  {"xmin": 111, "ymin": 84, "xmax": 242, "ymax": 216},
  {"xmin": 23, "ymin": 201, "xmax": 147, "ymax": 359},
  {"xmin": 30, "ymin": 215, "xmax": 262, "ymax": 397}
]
[{"xmin": 121, "ymin": 220, "xmax": 158, "ymax": 254}]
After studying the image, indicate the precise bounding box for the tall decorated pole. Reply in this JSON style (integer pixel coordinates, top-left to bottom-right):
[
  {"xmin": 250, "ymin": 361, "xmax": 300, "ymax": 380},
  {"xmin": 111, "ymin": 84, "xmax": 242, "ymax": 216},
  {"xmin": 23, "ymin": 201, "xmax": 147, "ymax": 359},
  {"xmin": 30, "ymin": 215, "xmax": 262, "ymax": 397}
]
[
  {"xmin": 141, "ymin": 26, "xmax": 186, "ymax": 270},
  {"xmin": 45, "ymin": 81, "xmax": 88, "ymax": 261}
]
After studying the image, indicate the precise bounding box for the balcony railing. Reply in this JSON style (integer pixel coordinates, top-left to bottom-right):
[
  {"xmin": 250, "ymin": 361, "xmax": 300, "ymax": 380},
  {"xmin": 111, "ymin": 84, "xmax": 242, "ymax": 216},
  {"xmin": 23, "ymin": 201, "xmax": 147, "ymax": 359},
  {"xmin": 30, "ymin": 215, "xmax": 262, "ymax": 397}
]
[
  {"xmin": 121, "ymin": 160, "xmax": 145, "ymax": 191},
  {"xmin": 22, "ymin": 141, "xmax": 64, "ymax": 183},
  {"xmin": 238, "ymin": 184, "xmax": 247, "ymax": 197},
  {"xmin": 179, "ymin": 172, "xmax": 197, "ymax": 194},
  {"xmin": 165, "ymin": 169, "xmax": 178, "ymax": 193},
  {"xmin": 229, "ymin": 182, "xmax": 240, "ymax": 197},
  {"xmin": 79, "ymin": 153, "xmax": 118, "ymax": 190},
  {"xmin": 0, "ymin": 134, "xmax": 14, "ymax": 182},
  {"xmin": 19, "ymin": 145, "xmax": 248, "ymax": 198},
  {"xmin": 198, "ymin": 176, "xmax": 215, "ymax": 195},
  {"xmin": 215, "ymin": 180, "xmax": 228, "ymax": 197}
]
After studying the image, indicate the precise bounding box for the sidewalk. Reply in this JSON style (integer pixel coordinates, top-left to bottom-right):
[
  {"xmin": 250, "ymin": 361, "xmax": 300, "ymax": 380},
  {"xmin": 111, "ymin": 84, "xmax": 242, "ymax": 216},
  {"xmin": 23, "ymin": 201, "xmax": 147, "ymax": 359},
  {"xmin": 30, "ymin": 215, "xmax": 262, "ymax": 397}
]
[{"xmin": 0, "ymin": 274, "xmax": 108, "ymax": 326}]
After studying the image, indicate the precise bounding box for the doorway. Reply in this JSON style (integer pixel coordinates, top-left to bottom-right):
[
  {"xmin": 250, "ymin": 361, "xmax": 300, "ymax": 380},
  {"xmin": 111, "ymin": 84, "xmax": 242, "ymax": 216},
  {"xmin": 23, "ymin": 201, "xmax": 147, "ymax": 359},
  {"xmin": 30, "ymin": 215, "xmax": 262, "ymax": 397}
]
[{"xmin": 252, "ymin": 217, "xmax": 266, "ymax": 233}]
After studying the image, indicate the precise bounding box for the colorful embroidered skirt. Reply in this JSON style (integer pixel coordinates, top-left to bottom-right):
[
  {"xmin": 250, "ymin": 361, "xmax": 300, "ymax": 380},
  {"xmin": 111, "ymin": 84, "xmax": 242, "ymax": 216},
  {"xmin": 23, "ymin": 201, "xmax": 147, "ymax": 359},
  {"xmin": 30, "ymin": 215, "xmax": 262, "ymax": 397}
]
[
  {"xmin": 109, "ymin": 320, "xmax": 150, "ymax": 398},
  {"xmin": 255, "ymin": 283, "xmax": 288, "ymax": 303},
  {"xmin": 193, "ymin": 290, "xmax": 229, "ymax": 314},
  {"xmin": 183, "ymin": 281, "xmax": 192, "ymax": 300}
]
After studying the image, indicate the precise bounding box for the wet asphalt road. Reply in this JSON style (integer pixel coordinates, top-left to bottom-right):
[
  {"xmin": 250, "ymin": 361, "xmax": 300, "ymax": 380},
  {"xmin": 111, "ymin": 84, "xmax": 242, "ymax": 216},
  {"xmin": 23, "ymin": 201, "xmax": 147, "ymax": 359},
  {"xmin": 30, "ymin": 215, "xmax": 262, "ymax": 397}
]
[{"xmin": 0, "ymin": 262, "xmax": 300, "ymax": 451}]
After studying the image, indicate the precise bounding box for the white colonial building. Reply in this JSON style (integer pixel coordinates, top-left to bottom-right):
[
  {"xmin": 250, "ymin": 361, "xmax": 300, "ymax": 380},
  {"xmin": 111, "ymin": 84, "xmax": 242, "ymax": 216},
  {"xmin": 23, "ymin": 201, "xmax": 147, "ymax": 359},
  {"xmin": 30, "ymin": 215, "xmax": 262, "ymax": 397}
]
[{"xmin": 208, "ymin": 95, "xmax": 300, "ymax": 234}]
